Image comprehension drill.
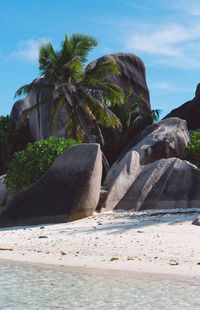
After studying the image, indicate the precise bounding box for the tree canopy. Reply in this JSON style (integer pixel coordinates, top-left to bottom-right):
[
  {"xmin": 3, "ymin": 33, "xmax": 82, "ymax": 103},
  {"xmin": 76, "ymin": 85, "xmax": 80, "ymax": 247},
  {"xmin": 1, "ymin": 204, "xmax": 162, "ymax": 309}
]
[{"xmin": 15, "ymin": 33, "xmax": 124, "ymax": 147}]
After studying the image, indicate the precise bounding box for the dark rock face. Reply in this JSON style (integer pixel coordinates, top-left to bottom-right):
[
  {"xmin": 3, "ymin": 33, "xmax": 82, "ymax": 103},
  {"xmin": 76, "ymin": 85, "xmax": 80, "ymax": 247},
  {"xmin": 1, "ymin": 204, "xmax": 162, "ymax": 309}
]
[
  {"xmin": 10, "ymin": 78, "xmax": 69, "ymax": 141},
  {"xmin": 164, "ymin": 84, "xmax": 200, "ymax": 130},
  {"xmin": 10, "ymin": 96, "xmax": 32, "ymax": 146},
  {"xmin": 10, "ymin": 96, "xmax": 30, "ymax": 123},
  {"xmin": 86, "ymin": 53, "xmax": 151, "ymax": 115},
  {"xmin": 0, "ymin": 144, "xmax": 102, "ymax": 226},
  {"xmin": 114, "ymin": 158, "xmax": 200, "ymax": 211},
  {"xmin": 118, "ymin": 117, "xmax": 190, "ymax": 165},
  {"xmin": 192, "ymin": 216, "xmax": 200, "ymax": 226},
  {"xmin": 28, "ymin": 78, "xmax": 69, "ymax": 141}
]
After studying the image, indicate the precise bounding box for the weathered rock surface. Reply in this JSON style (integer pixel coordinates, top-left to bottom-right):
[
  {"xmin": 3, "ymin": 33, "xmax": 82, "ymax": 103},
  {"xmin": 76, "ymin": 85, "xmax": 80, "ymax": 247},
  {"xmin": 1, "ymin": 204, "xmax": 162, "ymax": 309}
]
[
  {"xmin": 192, "ymin": 216, "xmax": 200, "ymax": 226},
  {"xmin": 10, "ymin": 96, "xmax": 30, "ymax": 123},
  {"xmin": 102, "ymin": 151, "xmax": 141, "ymax": 210},
  {"xmin": 164, "ymin": 84, "xmax": 200, "ymax": 130},
  {"xmin": 0, "ymin": 175, "xmax": 12, "ymax": 215},
  {"xmin": 114, "ymin": 158, "xmax": 200, "ymax": 211},
  {"xmin": 27, "ymin": 78, "xmax": 69, "ymax": 141},
  {"xmin": 118, "ymin": 117, "xmax": 190, "ymax": 165},
  {"xmin": 10, "ymin": 78, "xmax": 69, "ymax": 141},
  {"xmin": 86, "ymin": 53, "xmax": 151, "ymax": 115},
  {"xmin": 10, "ymin": 96, "xmax": 32, "ymax": 146},
  {"xmin": 0, "ymin": 144, "xmax": 102, "ymax": 226}
]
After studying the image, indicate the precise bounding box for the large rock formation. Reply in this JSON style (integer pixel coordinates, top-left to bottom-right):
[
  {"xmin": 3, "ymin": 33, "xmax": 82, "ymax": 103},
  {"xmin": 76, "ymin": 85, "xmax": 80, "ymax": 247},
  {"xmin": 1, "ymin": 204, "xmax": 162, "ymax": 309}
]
[
  {"xmin": 115, "ymin": 158, "xmax": 200, "ymax": 211},
  {"xmin": 0, "ymin": 144, "xmax": 102, "ymax": 226},
  {"xmin": 11, "ymin": 53, "xmax": 152, "ymax": 142},
  {"xmin": 102, "ymin": 151, "xmax": 141, "ymax": 210},
  {"xmin": 102, "ymin": 157, "xmax": 200, "ymax": 211},
  {"xmin": 86, "ymin": 53, "xmax": 151, "ymax": 115},
  {"xmin": 10, "ymin": 96, "xmax": 30, "ymax": 123},
  {"xmin": 164, "ymin": 84, "xmax": 200, "ymax": 130},
  {"xmin": 11, "ymin": 78, "xmax": 68, "ymax": 141},
  {"xmin": 100, "ymin": 117, "xmax": 195, "ymax": 212},
  {"xmin": 9, "ymin": 97, "xmax": 32, "ymax": 152},
  {"xmin": 28, "ymin": 78, "xmax": 69, "ymax": 141},
  {"xmin": 117, "ymin": 117, "xmax": 190, "ymax": 165}
]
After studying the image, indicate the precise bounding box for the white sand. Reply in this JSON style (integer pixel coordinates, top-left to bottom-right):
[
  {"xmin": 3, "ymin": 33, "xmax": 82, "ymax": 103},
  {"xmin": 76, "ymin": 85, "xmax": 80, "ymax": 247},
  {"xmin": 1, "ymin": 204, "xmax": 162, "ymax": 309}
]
[{"xmin": 0, "ymin": 208, "xmax": 200, "ymax": 280}]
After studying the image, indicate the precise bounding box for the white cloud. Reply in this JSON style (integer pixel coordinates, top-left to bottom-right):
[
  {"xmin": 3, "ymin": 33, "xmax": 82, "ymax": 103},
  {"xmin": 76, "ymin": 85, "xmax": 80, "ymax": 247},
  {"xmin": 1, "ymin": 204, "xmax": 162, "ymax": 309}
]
[
  {"xmin": 150, "ymin": 82, "xmax": 175, "ymax": 91},
  {"xmin": 98, "ymin": 1, "xmax": 200, "ymax": 69},
  {"xmin": 97, "ymin": 0, "xmax": 200, "ymax": 69},
  {"xmin": 150, "ymin": 82, "xmax": 193, "ymax": 92},
  {"xmin": 122, "ymin": 21, "xmax": 200, "ymax": 69},
  {"xmin": 10, "ymin": 38, "xmax": 49, "ymax": 62},
  {"xmin": 124, "ymin": 23, "xmax": 200, "ymax": 56}
]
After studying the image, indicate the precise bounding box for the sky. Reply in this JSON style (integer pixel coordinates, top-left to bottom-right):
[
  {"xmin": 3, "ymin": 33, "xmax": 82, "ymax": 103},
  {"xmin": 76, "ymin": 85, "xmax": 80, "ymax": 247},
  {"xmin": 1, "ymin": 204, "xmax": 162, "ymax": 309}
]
[{"xmin": 1, "ymin": 0, "xmax": 200, "ymax": 118}]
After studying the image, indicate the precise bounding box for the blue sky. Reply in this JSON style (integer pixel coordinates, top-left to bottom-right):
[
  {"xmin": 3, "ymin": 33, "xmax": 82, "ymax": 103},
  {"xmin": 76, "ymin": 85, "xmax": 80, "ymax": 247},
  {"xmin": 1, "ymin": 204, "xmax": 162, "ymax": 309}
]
[{"xmin": 1, "ymin": 0, "xmax": 200, "ymax": 118}]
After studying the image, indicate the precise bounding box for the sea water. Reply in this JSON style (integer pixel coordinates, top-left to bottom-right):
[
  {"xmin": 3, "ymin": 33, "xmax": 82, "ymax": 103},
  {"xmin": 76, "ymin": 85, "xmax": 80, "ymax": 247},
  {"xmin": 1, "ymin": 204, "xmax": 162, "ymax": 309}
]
[{"xmin": 0, "ymin": 261, "xmax": 199, "ymax": 310}]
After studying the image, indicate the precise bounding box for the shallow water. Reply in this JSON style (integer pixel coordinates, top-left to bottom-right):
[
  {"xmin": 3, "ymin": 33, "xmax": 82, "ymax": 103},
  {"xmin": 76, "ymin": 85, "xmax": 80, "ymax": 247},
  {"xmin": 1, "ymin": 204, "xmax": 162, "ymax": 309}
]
[{"xmin": 0, "ymin": 261, "xmax": 199, "ymax": 310}]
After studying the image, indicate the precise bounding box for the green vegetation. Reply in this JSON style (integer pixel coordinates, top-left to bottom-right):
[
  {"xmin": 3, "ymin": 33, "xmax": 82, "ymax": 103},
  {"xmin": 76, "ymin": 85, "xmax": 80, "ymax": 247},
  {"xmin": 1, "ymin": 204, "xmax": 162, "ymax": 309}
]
[
  {"xmin": 186, "ymin": 131, "xmax": 200, "ymax": 168},
  {"xmin": 0, "ymin": 115, "xmax": 26, "ymax": 175},
  {"xmin": 102, "ymin": 90, "xmax": 161, "ymax": 164},
  {"xmin": 4, "ymin": 136, "xmax": 79, "ymax": 193},
  {"xmin": 15, "ymin": 33, "xmax": 124, "ymax": 147},
  {"xmin": 110, "ymin": 89, "xmax": 142, "ymax": 136}
]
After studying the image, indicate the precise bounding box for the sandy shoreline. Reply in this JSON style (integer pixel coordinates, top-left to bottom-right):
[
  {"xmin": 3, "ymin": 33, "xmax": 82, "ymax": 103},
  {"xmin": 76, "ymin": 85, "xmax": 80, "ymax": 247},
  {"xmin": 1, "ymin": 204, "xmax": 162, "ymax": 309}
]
[{"xmin": 0, "ymin": 208, "xmax": 200, "ymax": 281}]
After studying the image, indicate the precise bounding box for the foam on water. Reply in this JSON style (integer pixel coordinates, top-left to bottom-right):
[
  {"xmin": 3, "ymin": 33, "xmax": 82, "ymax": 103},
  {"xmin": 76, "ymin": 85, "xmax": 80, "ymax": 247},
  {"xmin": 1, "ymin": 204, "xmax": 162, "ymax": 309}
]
[{"xmin": 0, "ymin": 261, "xmax": 199, "ymax": 309}]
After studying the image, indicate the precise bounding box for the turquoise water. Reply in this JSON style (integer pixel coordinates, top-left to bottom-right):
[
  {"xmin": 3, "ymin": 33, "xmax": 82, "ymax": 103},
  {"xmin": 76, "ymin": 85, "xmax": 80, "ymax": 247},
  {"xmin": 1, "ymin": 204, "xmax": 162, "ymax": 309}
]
[{"xmin": 0, "ymin": 261, "xmax": 199, "ymax": 310}]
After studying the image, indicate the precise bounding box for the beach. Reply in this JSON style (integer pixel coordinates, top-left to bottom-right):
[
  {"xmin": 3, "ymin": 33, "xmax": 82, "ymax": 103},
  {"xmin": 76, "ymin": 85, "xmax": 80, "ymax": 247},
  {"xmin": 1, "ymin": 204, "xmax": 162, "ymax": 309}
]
[{"xmin": 0, "ymin": 208, "xmax": 200, "ymax": 281}]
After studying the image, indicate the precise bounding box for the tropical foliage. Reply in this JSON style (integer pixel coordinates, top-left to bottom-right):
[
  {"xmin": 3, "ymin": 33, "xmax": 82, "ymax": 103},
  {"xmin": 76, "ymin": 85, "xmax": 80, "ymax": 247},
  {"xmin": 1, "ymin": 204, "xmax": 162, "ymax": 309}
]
[
  {"xmin": 186, "ymin": 131, "xmax": 200, "ymax": 168},
  {"xmin": 102, "ymin": 89, "xmax": 160, "ymax": 164},
  {"xmin": 15, "ymin": 33, "xmax": 124, "ymax": 147},
  {"xmin": 4, "ymin": 137, "xmax": 79, "ymax": 193}
]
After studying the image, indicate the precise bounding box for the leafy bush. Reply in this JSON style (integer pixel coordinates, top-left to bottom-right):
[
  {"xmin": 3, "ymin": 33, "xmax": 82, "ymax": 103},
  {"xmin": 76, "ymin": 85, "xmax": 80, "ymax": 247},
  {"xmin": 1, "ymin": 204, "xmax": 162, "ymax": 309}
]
[
  {"xmin": 0, "ymin": 115, "xmax": 26, "ymax": 174},
  {"xmin": 4, "ymin": 136, "xmax": 79, "ymax": 193},
  {"xmin": 186, "ymin": 131, "xmax": 200, "ymax": 168}
]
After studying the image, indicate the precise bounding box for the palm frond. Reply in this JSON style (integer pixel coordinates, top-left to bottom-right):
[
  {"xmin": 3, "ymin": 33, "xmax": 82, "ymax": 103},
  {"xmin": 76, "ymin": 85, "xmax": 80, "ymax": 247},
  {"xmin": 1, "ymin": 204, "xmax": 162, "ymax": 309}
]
[
  {"xmin": 14, "ymin": 81, "xmax": 54, "ymax": 98},
  {"xmin": 39, "ymin": 42, "xmax": 60, "ymax": 81},
  {"xmin": 82, "ymin": 91, "xmax": 122, "ymax": 129},
  {"xmin": 68, "ymin": 58, "xmax": 84, "ymax": 82},
  {"xmin": 59, "ymin": 34, "xmax": 73, "ymax": 70},
  {"xmin": 129, "ymin": 94, "xmax": 142, "ymax": 113},
  {"xmin": 124, "ymin": 88, "xmax": 133, "ymax": 104},
  {"xmin": 83, "ymin": 60, "xmax": 120, "ymax": 84},
  {"xmin": 92, "ymin": 82, "xmax": 124, "ymax": 106},
  {"xmin": 14, "ymin": 84, "xmax": 34, "ymax": 98},
  {"xmin": 81, "ymin": 103, "xmax": 105, "ymax": 146},
  {"xmin": 69, "ymin": 33, "xmax": 97, "ymax": 63}
]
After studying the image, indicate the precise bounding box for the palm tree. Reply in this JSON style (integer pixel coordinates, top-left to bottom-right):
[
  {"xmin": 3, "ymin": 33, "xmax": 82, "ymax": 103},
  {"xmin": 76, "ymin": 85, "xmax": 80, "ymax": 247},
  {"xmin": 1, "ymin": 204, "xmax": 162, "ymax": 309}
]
[{"xmin": 15, "ymin": 33, "xmax": 124, "ymax": 151}]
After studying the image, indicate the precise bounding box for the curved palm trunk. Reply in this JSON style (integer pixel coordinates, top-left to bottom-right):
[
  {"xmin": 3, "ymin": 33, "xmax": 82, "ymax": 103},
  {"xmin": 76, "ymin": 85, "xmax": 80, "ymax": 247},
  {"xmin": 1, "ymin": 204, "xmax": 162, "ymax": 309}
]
[
  {"xmin": 76, "ymin": 108, "xmax": 110, "ymax": 173},
  {"xmin": 76, "ymin": 109, "xmax": 96, "ymax": 143}
]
